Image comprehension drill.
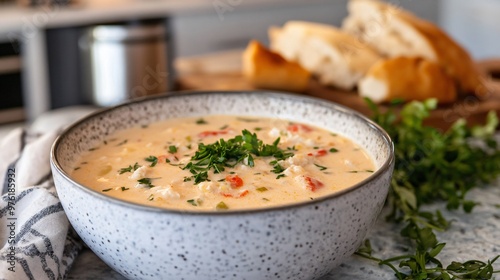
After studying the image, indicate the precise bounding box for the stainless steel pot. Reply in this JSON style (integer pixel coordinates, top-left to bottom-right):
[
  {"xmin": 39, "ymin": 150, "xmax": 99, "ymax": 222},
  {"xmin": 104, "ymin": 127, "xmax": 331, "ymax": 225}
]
[{"xmin": 81, "ymin": 19, "xmax": 174, "ymax": 107}]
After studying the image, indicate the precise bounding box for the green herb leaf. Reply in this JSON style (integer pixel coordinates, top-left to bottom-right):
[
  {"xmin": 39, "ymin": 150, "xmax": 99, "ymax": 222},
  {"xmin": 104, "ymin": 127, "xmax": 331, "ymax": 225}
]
[
  {"xmin": 354, "ymin": 98, "xmax": 500, "ymax": 280},
  {"xmin": 314, "ymin": 163, "xmax": 327, "ymax": 171},
  {"xmin": 196, "ymin": 118, "xmax": 208, "ymax": 125},
  {"xmin": 168, "ymin": 145, "xmax": 177, "ymax": 154},
  {"xmin": 118, "ymin": 162, "xmax": 140, "ymax": 174},
  {"xmin": 116, "ymin": 139, "xmax": 128, "ymax": 146},
  {"xmin": 137, "ymin": 178, "xmax": 155, "ymax": 188},
  {"xmin": 101, "ymin": 188, "xmax": 112, "ymax": 192},
  {"xmin": 145, "ymin": 156, "xmax": 158, "ymax": 167},
  {"xmin": 121, "ymin": 187, "xmax": 129, "ymax": 191}
]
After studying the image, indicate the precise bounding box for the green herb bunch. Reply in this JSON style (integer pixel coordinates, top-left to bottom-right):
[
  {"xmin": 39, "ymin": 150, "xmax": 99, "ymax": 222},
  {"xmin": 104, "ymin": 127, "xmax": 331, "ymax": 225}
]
[
  {"xmin": 183, "ymin": 129, "xmax": 293, "ymax": 184},
  {"xmin": 356, "ymin": 99, "xmax": 500, "ymax": 279}
]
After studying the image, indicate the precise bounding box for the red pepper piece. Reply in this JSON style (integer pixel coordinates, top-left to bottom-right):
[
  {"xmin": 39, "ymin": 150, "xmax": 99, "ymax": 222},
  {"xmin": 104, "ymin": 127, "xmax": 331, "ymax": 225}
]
[
  {"xmin": 198, "ymin": 130, "xmax": 228, "ymax": 138},
  {"xmin": 287, "ymin": 124, "xmax": 313, "ymax": 133},
  {"xmin": 303, "ymin": 176, "xmax": 324, "ymax": 192},
  {"xmin": 307, "ymin": 149, "xmax": 328, "ymax": 157},
  {"xmin": 225, "ymin": 175, "xmax": 244, "ymax": 188},
  {"xmin": 221, "ymin": 190, "xmax": 249, "ymax": 198}
]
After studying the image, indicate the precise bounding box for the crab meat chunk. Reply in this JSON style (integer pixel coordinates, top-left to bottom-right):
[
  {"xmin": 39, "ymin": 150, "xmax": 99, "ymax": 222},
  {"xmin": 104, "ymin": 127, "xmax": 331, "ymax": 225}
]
[
  {"xmin": 155, "ymin": 185, "xmax": 181, "ymax": 199},
  {"xmin": 296, "ymin": 175, "xmax": 324, "ymax": 192},
  {"xmin": 284, "ymin": 165, "xmax": 306, "ymax": 177},
  {"xmin": 129, "ymin": 165, "xmax": 147, "ymax": 180}
]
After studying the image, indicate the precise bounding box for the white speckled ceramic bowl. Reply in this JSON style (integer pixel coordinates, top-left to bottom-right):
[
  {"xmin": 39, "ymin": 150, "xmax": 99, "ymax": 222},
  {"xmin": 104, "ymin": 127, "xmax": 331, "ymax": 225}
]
[{"xmin": 50, "ymin": 91, "xmax": 394, "ymax": 280}]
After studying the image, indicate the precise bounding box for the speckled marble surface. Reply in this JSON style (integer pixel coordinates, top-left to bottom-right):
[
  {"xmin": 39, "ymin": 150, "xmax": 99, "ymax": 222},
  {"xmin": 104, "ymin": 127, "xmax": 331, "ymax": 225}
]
[{"xmin": 68, "ymin": 183, "xmax": 500, "ymax": 279}]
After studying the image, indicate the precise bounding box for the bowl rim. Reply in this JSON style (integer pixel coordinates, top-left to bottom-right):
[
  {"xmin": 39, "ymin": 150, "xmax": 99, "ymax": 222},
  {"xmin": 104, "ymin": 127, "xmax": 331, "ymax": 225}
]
[{"xmin": 50, "ymin": 90, "xmax": 395, "ymax": 216}]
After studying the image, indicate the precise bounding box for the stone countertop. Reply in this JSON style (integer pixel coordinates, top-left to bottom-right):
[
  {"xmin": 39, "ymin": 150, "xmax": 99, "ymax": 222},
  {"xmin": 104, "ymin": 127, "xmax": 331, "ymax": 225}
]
[{"xmin": 67, "ymin": 180, "xmax": 500, "ymax": 279}]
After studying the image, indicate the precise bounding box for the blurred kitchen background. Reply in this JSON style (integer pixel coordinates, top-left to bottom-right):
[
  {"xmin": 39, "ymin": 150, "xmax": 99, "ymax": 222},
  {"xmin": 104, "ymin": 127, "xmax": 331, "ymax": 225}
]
[{"xmin": 0, "ymin": 0, "xmax": 499, "ymax": 136}]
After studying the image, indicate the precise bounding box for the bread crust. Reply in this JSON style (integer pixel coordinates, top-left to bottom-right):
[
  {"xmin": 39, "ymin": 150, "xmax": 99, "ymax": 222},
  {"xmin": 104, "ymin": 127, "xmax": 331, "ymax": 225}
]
[
  {"xmin": 343, "ymin": 0, "xmax": 482, "ymax": 94},
  {"xmin": 359, "ymin": 57, "xmax": 457, "ymax": 103},
  {"xmin": 242, "ymin": 40, "xmax": 310, "ymax": 92},
  {"xmin": 269, "ymin": 21, "xmax": 380, "ymax": 90}
]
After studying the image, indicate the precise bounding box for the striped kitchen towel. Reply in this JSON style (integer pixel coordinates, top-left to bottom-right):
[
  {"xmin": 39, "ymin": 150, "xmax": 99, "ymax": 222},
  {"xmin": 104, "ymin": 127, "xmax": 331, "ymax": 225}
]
[{"xmin": 0, "ymin": 128, "xmax": 83, "ymax": 280}]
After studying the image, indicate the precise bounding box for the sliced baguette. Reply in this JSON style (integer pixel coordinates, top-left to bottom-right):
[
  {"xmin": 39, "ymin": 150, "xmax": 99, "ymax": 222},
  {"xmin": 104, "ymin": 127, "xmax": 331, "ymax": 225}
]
[
  {"xmin": 269, "ymin": 21, "xmax": 380, "ymax": 90},
  {"xmin": 342, "ymin": 0, "xmax": 482, "ymax": 94},
  {"xmin": 358, "ymin": 57, "xmax": 457, "ymax": 103},
  {"xmin": 242, "ymin": 40, "xmax": 310, "ymax": 92}
]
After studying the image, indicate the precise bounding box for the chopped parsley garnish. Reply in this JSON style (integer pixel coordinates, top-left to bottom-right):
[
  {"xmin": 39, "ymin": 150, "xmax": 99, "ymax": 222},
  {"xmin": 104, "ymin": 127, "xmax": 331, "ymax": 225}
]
[
  {"xmin": 254, "ymin": 127, "xmax": 262, "ymax": 131},
  {"xmin": 121, "ymin": 187, "xmax": 129, "ymax": 191},
  {"xmin": 348, "ymin": 170, "xmax": 373, "ymax": 173},
  {"xmin": 216, "ymin": 201, "xmax": 228, "ymax": 210},
  {"xmin": 147, "ymin": 194, "xmax": 154, "ymax": 201},
  {"xmin": 314, "ymin": 163, "xmax": 328, "ymax": 171},
  {"xmin": 313, "ymin": 146, "xmax": 319, "ymax": 149},
  {"xmin": 329, "ymin": 148, "xmax": 339, "ymax": 153},
  {"xmin": 168, "ymin": 145, "xmax": 177, "ymax": 154},
  {"xmin": 137, "ymin": 178, "xmax": 155, "ymax": 188},
  {"xmin": 196, "ymin": 118, "xmax": 208, "ymax": 124},
  {"xmin": 237, "ymin": 117, "xmax": 259, "ymax": 122},
  {"xmin": 183, "ymin": 129, "xmax": 294, "ymax": 184},
  {"xmin": 193, "ymin": 172, "xmax": 208, "ymax": 184},
  {"xmin": 276, "ymin": 174, "xmax": 286, "ymax": 179},
  {"xmin": 186, "ymin": 144, "xmax": 192, "ymax": 149},
  {"xmin": 73, "ymin": 167, "xmax": 80, "ymax": 171},
  {"xmin": 256, "ymin": 187, "xmax": 268, "ymax": 192},
  {"xmin": 118, "ymin": 162, "xmax": 140, "ymax": 174},
  {"xmin": 220, "ymin": 124, "xmax": 229, "ymax": 130},
  {"xmin": 116, "ymin": 139, "xmax": 128, "ymax": 146},
  {"xmin": 145, "ymin": 156, "xmax": 158, "ymax": 167},
  {"xmin": 183, "ymin": 176, "xmax": 192, "ymax": 182},
  {"xmin": 102, "ymin": 188, "xmax": 112, "ymax": 192},
  {"xmin": 270, "ymin": 161, "xmax": 285, "ymax": 174},
  {"xmin": 88, "ymin": 147, "xmax": 98, "ymax": 151}
]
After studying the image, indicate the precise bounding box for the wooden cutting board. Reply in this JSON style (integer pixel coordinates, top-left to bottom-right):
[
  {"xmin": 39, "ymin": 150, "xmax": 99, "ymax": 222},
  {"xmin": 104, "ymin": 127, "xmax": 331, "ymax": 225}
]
[{"xmin": 176, "ymin": 55, "xmax": 500, "ymax": 131}]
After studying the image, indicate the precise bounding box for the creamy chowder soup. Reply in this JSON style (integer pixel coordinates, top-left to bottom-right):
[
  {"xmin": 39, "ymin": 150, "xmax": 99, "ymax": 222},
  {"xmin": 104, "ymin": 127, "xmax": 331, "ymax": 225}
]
[{"xmin": 71, "ymin": 115, "xmax": 375, "ymax": 211}]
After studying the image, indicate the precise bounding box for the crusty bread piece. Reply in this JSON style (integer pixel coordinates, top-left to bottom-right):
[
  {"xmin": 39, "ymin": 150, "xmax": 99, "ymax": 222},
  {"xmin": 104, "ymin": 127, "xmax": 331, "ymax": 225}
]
[
  {"xmin": 242, "ymin": 40, "xmax": 310, "ymax": 92},
  {"xmin": 269, "ymin": 21, "xmax": 380, "ymax": 90},
  {"xmin": 342, "ymin": 0, "xmax": 482, "ymax": 94},
  {"xmin": 358, "ymin": 57, "xmax": 457, "ymax": 103}
]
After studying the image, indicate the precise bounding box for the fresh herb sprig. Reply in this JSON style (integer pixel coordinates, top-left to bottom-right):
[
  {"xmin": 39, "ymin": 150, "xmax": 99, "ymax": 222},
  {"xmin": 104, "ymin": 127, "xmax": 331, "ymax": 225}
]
[
  {"xmin": 357, "ymin": 98, "xmax": 500, "ymax": 279},
  {"xmin": 183, "ymin": 129, "xmax": 293, "ymax": 184},
  {"xmin": 118, "ymin": 162, "xmax": 140, "ymax": 174},
  {"xmin": 145, "ymin": 156, "xmax": 158, "ymax": 167}
]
